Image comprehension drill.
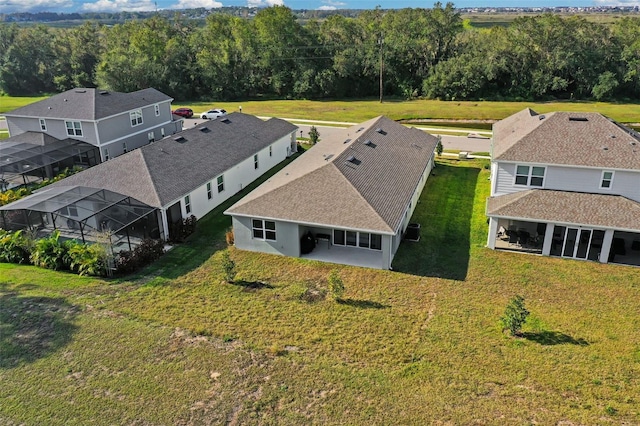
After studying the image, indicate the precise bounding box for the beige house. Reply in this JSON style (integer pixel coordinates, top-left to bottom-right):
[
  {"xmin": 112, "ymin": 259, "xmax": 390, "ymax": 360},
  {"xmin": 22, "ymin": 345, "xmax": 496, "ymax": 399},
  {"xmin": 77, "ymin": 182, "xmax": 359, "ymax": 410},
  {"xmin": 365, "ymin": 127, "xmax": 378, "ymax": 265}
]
[
  {"xmin": 225, "ymin": 116, "xmax": 438, "ymax": 269},
  {"xmin": 487, "ymin": 108, "xmax": 640, "ymax": 266}
]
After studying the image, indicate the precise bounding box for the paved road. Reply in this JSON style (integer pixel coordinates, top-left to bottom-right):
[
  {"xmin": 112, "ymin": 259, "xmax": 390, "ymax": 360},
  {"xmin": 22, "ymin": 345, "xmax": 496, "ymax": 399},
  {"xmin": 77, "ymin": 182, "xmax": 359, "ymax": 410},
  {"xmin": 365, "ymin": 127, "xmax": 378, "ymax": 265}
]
[{"xmin": 182, "ymin": 117, "xmax": 491, "ymax": 153}]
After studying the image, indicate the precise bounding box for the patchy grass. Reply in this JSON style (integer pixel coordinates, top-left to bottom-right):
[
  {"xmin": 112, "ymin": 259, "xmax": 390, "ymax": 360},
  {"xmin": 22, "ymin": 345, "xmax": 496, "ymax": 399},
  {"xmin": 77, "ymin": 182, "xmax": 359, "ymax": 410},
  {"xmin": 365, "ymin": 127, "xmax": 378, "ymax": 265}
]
[
  {"xmin": 2, "ymin": 159, "xmax": 640, "ymax": 424},
  {"xmin": 4, "ymin": 95, "xmax": 640, "ymax": 123}
]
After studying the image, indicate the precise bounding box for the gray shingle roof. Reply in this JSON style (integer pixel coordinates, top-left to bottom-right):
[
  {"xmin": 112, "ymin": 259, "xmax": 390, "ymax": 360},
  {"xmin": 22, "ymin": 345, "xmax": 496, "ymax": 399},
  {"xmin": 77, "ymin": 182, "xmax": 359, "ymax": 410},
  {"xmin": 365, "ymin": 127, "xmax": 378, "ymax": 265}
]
[
  {"xmin": 493, "ymin": 108, "xmax": 640, "ymax": 170},
  {"xmin": 487, "ymin": 189, "xmax": 640, "ymax": 231},
  {"xmin": 4, "ymin": 88, "xmax": 172, "ymax": 121},
  {"xmin": 226, "ymin": 116, "xmax": 437, "ymax": 233},
  {"xmin": 49, "ymin": 113, "xmax": 297, "ymax": 208}
]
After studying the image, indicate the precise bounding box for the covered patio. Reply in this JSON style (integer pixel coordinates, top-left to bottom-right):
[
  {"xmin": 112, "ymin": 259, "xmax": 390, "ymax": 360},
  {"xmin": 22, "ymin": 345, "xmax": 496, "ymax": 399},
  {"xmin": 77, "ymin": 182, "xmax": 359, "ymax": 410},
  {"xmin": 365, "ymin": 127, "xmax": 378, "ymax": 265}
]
[
  {"xmin": 0, "ymin": 185, "xmax": 159, "ymax": 253},
  {"xmin": 301, "ymin": 242, "xmax": 385, "ymax": 269}
]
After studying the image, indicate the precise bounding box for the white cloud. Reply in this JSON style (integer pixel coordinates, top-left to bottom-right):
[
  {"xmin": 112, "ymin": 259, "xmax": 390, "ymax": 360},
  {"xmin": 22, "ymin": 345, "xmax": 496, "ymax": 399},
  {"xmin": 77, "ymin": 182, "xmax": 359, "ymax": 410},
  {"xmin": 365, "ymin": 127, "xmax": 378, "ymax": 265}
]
[
  {"xmin": 247, "ymin": 0, "xmax": 284, "ymax": 7},
  {"xmin": 168, "ymin": 0, "xmax": 222, "ymax": 9},
  {"xmin": 594, "ymin": 0, "xmax": 640, "ymax": 4},
  {"xmin": 0, "ymin": 0, "xmax": 72, "ymax": 13},
  {"xmin": 317, "ymin": 0, "xmax": 345, "ymax": 9},
  {"xmin": 80, "ymin": 0, "xmax": 156, "ymax": 12},
  {"xmin": 317, "ymin": 5, "xmax": 336, "ymax": 9}
]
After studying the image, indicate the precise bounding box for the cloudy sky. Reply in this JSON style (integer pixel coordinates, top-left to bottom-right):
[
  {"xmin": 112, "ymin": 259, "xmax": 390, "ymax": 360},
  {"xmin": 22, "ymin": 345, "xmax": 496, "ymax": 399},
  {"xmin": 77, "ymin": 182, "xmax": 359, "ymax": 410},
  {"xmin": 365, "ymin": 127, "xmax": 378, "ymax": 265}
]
[{"xmin": 0, "ymin": 0, "xmax": 635, "ymax": 15}]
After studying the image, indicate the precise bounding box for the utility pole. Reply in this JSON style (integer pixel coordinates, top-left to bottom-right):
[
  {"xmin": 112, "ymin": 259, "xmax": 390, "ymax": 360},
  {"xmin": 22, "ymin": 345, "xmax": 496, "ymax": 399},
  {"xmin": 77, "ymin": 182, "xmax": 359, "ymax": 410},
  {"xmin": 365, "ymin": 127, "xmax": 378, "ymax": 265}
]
[{"xmin": 378, "ymin": 34, "xmax": 384, "ymax": 103}]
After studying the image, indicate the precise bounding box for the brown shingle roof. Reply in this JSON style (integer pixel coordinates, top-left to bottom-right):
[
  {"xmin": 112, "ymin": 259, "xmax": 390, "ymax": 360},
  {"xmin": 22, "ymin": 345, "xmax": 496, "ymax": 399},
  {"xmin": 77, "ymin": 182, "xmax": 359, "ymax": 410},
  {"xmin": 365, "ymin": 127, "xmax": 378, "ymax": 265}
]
[
  {"xmin": 493, "ymin": 109, "xmax": 640, "ymax": 170},
  {"xmin": 487, "ymin": 189, "xmax": 640, "ymax": 231},
  {"xmin": 226, "ymin": 116, "xmax": 437, "ymax": 233}
]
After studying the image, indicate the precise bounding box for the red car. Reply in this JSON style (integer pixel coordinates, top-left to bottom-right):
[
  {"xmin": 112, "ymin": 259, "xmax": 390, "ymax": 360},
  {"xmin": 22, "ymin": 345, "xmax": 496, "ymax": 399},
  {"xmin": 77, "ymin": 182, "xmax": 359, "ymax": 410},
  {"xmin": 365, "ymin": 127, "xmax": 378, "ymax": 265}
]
[{"xmin": 172, "ymin": 108, "xmax": 193, "ymax": 118}]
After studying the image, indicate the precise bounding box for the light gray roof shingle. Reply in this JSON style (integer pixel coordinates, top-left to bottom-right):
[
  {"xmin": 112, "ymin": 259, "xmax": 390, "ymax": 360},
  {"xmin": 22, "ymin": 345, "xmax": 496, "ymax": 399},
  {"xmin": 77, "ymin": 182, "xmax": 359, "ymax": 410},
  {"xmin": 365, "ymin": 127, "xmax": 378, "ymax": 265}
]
[
  {"xmin": 487, "ymin": 189, "xmax": 640, "ymax": 231},
  {"xmin": 493, "ymin": 108, "xmax": 640, "ymax": 170},
  {"xmin": 4, "ymin": 88, "xmax": 172, "ymax": 121},
  {"xmin": 226, "ymin": 116, "xmax": 437, "ymax": 233},
  {"xmin": 49, "ymin": 113, "xmax": 297, "ymax": 208}
]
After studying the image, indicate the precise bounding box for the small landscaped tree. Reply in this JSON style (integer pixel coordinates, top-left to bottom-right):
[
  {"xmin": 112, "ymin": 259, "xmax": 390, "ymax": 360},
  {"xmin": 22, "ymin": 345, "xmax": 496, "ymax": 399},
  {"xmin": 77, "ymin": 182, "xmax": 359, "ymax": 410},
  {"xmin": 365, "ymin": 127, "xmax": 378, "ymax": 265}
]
[
  {"xmin": 327, "ymin": 270, "xmax": 344, "ymax": 301},
  {"xmin": 436, "ymin": 135, "xmax": 443, "ymax": 157},
  {"xmin": 309, "ymin": 126, "xmax": 320, "ymax": 145},
  {"xmin": 501, "ymin": 295, "xmax": 530, "ymax": 336},
  {"xmin": 221, "ymin": 251, "xmax": 236, "ymax": 283}
]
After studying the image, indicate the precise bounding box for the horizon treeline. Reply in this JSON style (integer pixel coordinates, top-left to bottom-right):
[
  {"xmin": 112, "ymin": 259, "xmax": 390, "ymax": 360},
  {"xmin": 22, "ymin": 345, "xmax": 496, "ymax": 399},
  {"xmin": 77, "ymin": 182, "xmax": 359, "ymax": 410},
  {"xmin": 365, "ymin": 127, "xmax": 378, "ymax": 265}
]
[{"xmin": 2, "ymin": 2, "xmax": 640, "ymax": 102}]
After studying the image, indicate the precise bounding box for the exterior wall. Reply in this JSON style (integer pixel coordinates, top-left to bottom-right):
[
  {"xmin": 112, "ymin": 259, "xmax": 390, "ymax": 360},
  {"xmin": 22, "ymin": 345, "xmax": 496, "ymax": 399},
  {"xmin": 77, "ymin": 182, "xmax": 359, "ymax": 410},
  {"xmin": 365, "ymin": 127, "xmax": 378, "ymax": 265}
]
[
  {"xmin": 164, "ymin": 132, "xmax": 293, "ymax": 224},
  {"xmin": 232, "ymin": 216, "xmax": 300, "ymax": 257},
  {"xmin": 494, "ymin": 161, "xmax": 640, "ymax": 202},
  {"xmin": 7, "ymin": 116, "xmax": 99, "ymax": 146},
  {"xmin": 97, "ymin": 101, "xmax": 173, "ymax": 146}
]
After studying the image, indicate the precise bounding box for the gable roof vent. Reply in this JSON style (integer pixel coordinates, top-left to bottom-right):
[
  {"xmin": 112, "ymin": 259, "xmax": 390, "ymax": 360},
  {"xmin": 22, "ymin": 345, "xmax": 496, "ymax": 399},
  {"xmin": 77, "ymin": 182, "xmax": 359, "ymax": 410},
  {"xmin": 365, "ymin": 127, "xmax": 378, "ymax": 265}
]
[
  {"xmin": 569, "ymin": 117, "xmax": 588, "ymax": 122},
  {"xmin": 199, "ymin": 126, "xmax": 211, "ymax": 133},
  {"xmin": 221, "ymin": 118, "xmax": 231, "ymax": 124},
  {"xmin": 364, "ymin": 140, "xmax": 376, "ymax": 148},
  {"xmin": 173, "ymin": 136, "xmax": 187, "ymax": 143},
  {"xmin": 376, "ymin": 128, "xmax": 386, "ymax": 135}
]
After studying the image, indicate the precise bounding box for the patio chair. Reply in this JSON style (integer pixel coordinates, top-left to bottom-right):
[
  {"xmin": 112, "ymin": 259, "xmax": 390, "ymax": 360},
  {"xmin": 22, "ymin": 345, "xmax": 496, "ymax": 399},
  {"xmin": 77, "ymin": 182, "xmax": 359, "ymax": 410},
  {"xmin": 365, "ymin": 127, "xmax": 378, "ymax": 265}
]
[{"xmin": 507, "ymin": 231, "xmax": 519, "ymax": 245}]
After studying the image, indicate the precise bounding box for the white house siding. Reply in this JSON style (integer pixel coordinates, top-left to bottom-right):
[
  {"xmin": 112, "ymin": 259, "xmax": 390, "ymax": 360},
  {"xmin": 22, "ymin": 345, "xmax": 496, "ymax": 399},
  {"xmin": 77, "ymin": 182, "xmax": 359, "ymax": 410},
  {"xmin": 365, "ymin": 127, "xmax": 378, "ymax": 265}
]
[
  {"xmin": 494, "ymin": 162, "xmax": 640, "ymax": 201},
  {"xmin": 232, "ymin": 216, "xmax": 301, "ymax": 257},
  {"xmin": 173, "ymin": 133, "xmax": 293, "ymax": 221}
]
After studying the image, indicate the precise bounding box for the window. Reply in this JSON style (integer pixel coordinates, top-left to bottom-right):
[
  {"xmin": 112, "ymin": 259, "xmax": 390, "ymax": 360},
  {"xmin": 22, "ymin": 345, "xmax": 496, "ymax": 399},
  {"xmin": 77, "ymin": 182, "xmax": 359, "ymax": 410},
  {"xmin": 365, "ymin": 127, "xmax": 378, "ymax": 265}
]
[
  {"xmin": 103, "ymin": 148, "xmax": 109, "ymax": 161},
  {"xmin": 130, "ymin": 110, "xmax": 143, "ymax": 126},
  {"xmin": 333, "ymin": 229, "xmax": 382, "ymax": 251},
  {"xmin": 252, "ymin": 219, "xmax": 276, "ymax": 241},
  {"xmin": 217, "ymin": 175, "xmax": 224, "ymax": 193},
  {"xmin": 515, "ymin": 165, "xmax": 545, "ymax": 187},
  {"xmin": 207, "ymin": 182, "xmax": 212, "ymax": 200},
  {"xmin": 185, "ymin": 195, "xmax": 191, "ymax": 214},
  {"xmin": 154, "ymin": 104, "xmax": 160, "ymax": 116},
  {"xmin": 601, "ymin": 171, "xmax": 614, "ymax": 189},
  {"xmin": 39, "ymin": 118, "xmax": 47, "ymax": 131},
  {"xmin": 148, "ymin": 131, "xmax": 155, "ymax": 142},
  {"xmin": 122, "ymin": 142, "xmax": 128, "ymax": 153},
  {"xmin": 65, "ymin": 121, "xmax": 83, "ymax": 137},
  {"xmin": 269, "ymin": 145, "xmax": 273, "ymax": 157},
  {"xmin": 254, "ymin": 154, "xmax": 259, "ymax": 169}
]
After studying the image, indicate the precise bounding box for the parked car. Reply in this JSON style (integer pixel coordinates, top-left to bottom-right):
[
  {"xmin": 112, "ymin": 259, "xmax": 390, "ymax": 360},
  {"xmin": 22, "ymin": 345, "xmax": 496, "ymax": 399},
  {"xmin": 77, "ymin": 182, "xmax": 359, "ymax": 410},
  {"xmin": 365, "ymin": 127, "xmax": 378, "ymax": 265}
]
[
  {"xmin": 200, "ymin": 109, "xmax": 227, "ymax": 119},
  {"xmin": 172, "ymin": 108, "xmax": 193, "ymax": 118}
]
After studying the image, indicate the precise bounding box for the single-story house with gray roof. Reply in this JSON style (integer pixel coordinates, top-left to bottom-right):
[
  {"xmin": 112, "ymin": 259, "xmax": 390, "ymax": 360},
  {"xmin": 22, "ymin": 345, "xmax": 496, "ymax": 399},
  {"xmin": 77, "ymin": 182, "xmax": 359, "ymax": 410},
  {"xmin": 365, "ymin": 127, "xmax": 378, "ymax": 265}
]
[
  {"xmin": 1, "ymin": 113, "xmax": 297, "ymax": 251},
  {"xmin": 487, "ymin": 108, "xmax": 640, "ymax": 266},
  {"xmin": 225, "ymin": 116, "xmax": 438, "ymax": 270}
]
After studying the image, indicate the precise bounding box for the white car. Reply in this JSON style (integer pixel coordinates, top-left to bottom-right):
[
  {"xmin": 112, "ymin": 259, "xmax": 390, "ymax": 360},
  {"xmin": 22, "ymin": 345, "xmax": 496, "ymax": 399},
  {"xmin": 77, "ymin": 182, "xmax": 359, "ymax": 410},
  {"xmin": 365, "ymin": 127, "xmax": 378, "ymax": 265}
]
[{"xmin": 200, "ymin": 109, "xmax": 227, "ymax": 119}]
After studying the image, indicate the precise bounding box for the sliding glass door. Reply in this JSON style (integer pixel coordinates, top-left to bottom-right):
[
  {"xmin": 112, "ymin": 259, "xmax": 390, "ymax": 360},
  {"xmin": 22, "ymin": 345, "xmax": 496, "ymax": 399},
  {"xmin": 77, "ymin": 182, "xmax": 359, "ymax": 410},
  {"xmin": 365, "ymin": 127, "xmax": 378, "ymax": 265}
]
[{"xmin": 551, "ymin": 226, "xmax": 604, "ymax": 261}]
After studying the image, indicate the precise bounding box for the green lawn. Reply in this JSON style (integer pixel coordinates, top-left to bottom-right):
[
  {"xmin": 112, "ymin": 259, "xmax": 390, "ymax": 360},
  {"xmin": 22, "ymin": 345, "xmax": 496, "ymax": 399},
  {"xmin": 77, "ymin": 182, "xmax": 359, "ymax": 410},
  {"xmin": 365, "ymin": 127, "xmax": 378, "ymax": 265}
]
[
  {"xmin": 4, "ymin": 95, "xmax": 640, "ymax": 123},
  {"xmin": 1, "ymin": 158, "xmax": 640, "ymax": 424}
]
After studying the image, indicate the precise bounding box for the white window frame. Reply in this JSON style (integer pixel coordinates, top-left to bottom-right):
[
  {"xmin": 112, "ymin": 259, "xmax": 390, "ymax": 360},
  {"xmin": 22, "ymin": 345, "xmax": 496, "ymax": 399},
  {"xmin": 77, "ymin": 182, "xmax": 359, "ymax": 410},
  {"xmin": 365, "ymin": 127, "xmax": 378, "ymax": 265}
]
[
  {"xmin": 65, "ymin": 121, "xmax": 83, "ymax": 137},
  {"xmin": 333, "ymin": 229, "xmax": 382, "ymax": 251},
  {"xmin": 600, "ymin": 170, "xmax": 614, "ymax": 189},
  {"xmin": 39, "ymin": 118, "xmax": 47, "ymax": 131},
  {"xmin": 514, "ymin": 164, "xmax": 545, "ymax": 187},
  {"xmin": 252, "ymin": 219, "xmax": 276, "ymax": 241},
  {"xmin": 185, "ymin": 195, "xmax": 191, "ymax": 215},
  {"xmin": 130, "ymin": 110, "xmax": 143, "ymax": 127},
  {"xmin": 217, "ymin": 175, "xmax": 224, "ymax": 193},
  {"xmin": 254, "ymin": 154, "xmax": 259, "ymax": 169},
  {"xmin": 206, "ymin": 182, "xmax": 212, "ymax": 200},
  {"xmin": 154, "ymin": 104, "xmax": 160, "ymax": 116}
]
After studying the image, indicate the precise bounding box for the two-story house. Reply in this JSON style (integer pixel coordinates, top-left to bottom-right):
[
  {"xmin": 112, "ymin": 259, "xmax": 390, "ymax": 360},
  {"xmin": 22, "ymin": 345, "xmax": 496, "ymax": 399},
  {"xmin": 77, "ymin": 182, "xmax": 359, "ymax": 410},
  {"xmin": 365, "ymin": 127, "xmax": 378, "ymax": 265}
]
[
  {"xmin": 4, "ymin": 87, "xmax": 182, "ymax": 163},
  {"xmin": 486, "ymin": 108, "xmax": 640, "ymax": 266}
]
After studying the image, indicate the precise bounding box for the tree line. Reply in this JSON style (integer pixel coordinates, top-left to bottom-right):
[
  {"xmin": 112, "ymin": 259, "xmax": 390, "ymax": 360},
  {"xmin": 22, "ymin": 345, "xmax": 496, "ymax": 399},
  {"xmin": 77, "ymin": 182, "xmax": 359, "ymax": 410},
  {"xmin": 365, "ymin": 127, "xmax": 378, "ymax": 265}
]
[{"xmin": 2, "ymin": 3, "xmax": 640, "ymax": 102}]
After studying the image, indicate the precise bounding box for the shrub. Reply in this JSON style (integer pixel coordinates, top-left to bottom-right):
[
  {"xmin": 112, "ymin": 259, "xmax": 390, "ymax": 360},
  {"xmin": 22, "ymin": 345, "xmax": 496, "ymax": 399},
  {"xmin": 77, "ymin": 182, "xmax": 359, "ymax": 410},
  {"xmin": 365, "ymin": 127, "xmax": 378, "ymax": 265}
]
[
  {"xmin": 30, "ymin": 230, "xmax": 67, "ymax": 270},
  {"xmin": 64, "ymin": 241, "xmax": 109, "ymax": 277},
  {"xmin": 225, "ymin": 228, "xmax": 234, "ymax": 246},
  {"xmin": 0, "ymin": 229, "xmax": 31, "ymax": 264},
  {"xmin": 169, "ymin": 215, "xmax": 198, "ymax": 243},
  {"xmin": 327, "ymin": 270, "xmax": 344, "ymax": 301},
  {"xmin": 114, "ymin": 239, "xmax": 165, "ymax": 275},
  {"xmin": 436, "ymin": 135, "xmax": 443, "ymax": 157},
  {"xmin": 221, "ymin": 251, "xmax": 236, "ymax": 283},
  {"xmin": 501, "ymin": 295, "xmax": 530, "ymax": 336}
]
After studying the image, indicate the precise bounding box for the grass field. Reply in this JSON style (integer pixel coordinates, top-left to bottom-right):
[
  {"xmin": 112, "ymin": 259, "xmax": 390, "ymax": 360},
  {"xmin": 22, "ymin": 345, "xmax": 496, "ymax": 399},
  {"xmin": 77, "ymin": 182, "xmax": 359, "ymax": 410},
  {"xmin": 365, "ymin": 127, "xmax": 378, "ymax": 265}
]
[
  {"xmin": 4, "ymin": 95, "xmax": 640, "ymax": 124},
  {"xmin": 2, "ymin": 157, "xmax": 639, "ymax": 424}
]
